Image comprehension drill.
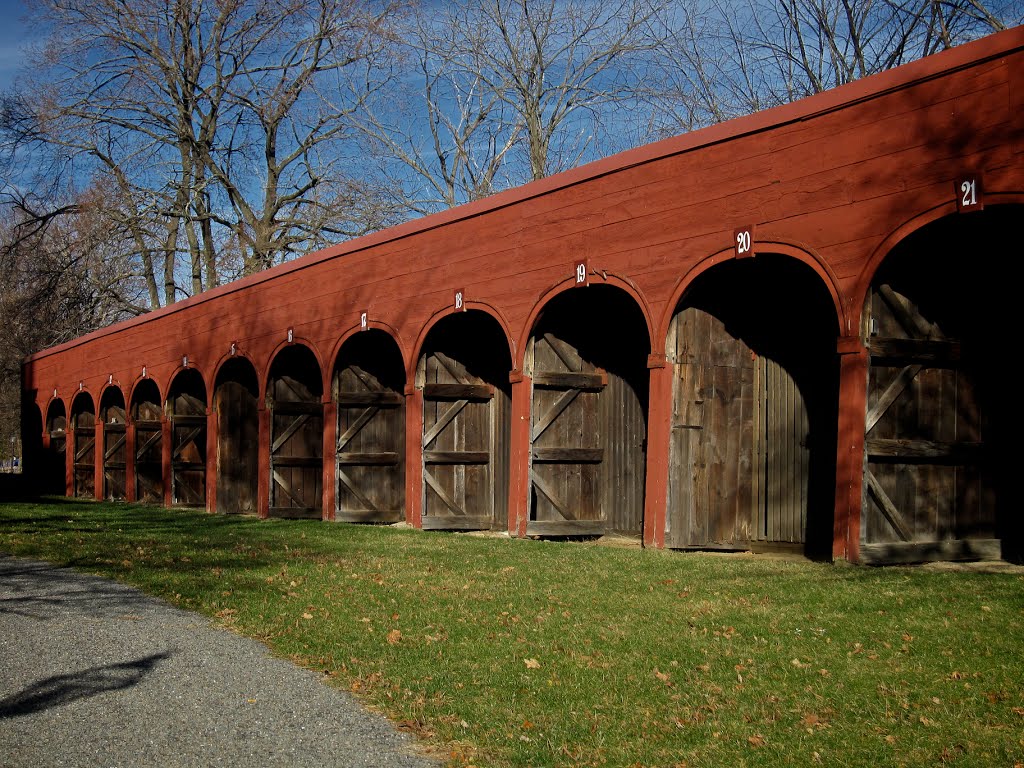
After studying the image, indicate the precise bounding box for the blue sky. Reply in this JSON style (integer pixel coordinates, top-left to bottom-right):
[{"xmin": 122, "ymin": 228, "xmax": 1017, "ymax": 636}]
[{"xmin": 0, "ymin": 0, "xmax": 29, "ymax": 91}]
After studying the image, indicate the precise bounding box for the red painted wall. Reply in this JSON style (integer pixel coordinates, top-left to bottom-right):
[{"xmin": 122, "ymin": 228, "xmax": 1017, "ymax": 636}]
[{"xmin": 21, "ymin": 27, "xmax": 1024, "ymax": 561}]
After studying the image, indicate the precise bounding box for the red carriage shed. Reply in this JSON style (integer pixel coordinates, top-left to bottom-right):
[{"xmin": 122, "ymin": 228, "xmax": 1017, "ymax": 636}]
[{"xmin": 20, "ymin": 27, "xmax": 1024, "ymax": 565}]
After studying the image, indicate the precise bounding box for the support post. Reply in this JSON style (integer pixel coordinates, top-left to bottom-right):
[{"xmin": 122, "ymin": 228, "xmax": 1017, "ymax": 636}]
[
  {"xmin": 94, "ymin": 420, "xmax": 104, "ymax": 500},
  {"xmin": 834, "ymin": 336, "xmax": 868, "ymax": 563},
  {"xmin": 322, "ymin": 399, "xmax": 337, "ymax": 521},
  {"xmin": 643, "ymin": 354, "xmax": 671, "ymax": 549},
  {"xmin": 206, "ymin": 406, "xmax": 217, "ymax": 514},
  {"xmin": 257, "ymin": 404, "xmax": 270, "ymax": 519},
  {"xmin": 405, "ymin": 386, "xmax": 423, "ymax": 529},
  {"xmin": 507, "ymin": 371, "xmax": 532, "ymax": 537}
]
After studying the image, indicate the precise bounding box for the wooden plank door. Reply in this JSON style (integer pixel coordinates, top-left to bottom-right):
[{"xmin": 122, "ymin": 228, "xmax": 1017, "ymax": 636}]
[
  {"xmin": 73, "ymin": 411, "xmax": 96, "ymax": 498},
  {"xmin": 528, "ymin": 332, "xmax": 607, "ymax": 536},
  {"xmin": 667, "ymin": 307, "xmax": 755, "ymax": 548},
  {"xmin": 862, "ymin": 282, "xmax": 992, "ymax": 557},
  {"xmin": 103, "ymin": 409, "xmax": 127, "ymax": 500},
  {"xmin": 269, "ymin": 377, "xmax": 323, "ymax": 518},
  {"xmin": 335, "ymin": 364, "xmax": 404, "ymax": 523},
  {"xmin": 133, "ymin": 399, "xmax": 163, "ymax": 504},
  {"xmin": 421, "ymin": 351, "xmax": 494, "ymax": 530},
  {"xmin": 171, "ymin": 392, "xmax": 206, "ymax": 506},
  {"xmin": 214, "ymin": 379, "xmax": 258, "ymax": 515}
]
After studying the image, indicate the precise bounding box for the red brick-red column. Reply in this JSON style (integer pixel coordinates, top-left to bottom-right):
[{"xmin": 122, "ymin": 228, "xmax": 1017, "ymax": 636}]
[
  {"xmin": 206, "ymin": 406, "xmax": 217, "ymax": 514},
  {"xmin": 834, "ymin": 336, "xmax": 868, "ymax": 563},
  {"xmin": 161, "ymin": 416, "xmax": 172, "ymax": 507},
  {"xmin": 404, "ymin": 386, "xmax": 423, "ymax": 529},
  {"xmin": 507, "ymin": 372, "xmax": 532, "ymax": 538},
  {"xmin": 643, "ymin": 355, "xmax": 671, "ymax": 549},
  {"xmin": 322, "ymin": 400, "xmax": 337, "ymax": 521},
  {"xmin": 65, "ymin": 428, "xmax": 74, "ymax": 497},
  {"xmin": 257, "ymin": 404, "xmax": 270, "ymax": 519},
  {"xmin": 125, "ymin": 421, "xmax": 137, "ymax": 502},
  {"xmin": 94, "ymin": 420, "xmax": 104, "ymax": 500}
]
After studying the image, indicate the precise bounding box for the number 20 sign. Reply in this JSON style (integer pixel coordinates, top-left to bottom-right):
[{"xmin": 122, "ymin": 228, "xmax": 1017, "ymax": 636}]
[{"xmin": 734, "ymin": 226, "xmax": 755, "ymax": 259}]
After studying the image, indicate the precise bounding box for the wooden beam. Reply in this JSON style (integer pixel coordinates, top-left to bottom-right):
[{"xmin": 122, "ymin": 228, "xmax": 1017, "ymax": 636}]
[
  {"xmin": 337, "ymin": 467, "xmax": 379, "ymax": 513},
  {"xmin": 525, "ymin": 520, "xmax": 606, "ymax": 537},
  {"xmin": 532, "ymin": 447, "xmax": 603, "ymax": 463},
  {"xmin": 336, "ymin": 407, "xmax": 379, "ymax": 452},
  {"xmin": 422, "ymin": 468, "xmax": 466, "ymax": 516},
  {"xmin": 865, "ymin": 365, "xmax": 922, "ymax": 433},
  {"xmin": 865, "ymin": 470, "xmax": 913, "ymax": 541},
  {"xmin": 336, "ymin": 451, "xmax": 400, "ymax": 465},
  {"xmin": 866, "ymin": 438, "xmax": 983, "ymax": 462},
  {"xmin": 530, "ymin": 470, "xmax": 577, "ymax": 521},
  {"xmin": 532, "ymin": 372, "xmax": 606, "ymax": 390},
  {"xmin": 423, "ymin": 383, "xmax": 494, "ymax": 400},
  {"xmin": 422, "ymin": 399, "xmax": 469, "ymax": 447},
  {"xmin": 867, "ymin": 338, "xmax": 961, "ymax": 364},
  {"xmin": 270, "ymin": 412, "xmax": 312, "ymax": 454},
  {"xmin": 336, "ymin": 391, "xmax": 403, "ymax": 407},
  {"xmin": 423, "ymin": 451, "xmax": 490, "ymax": 464},
  {"xmin": 531, "ymin": 387, "xmax": 581, "ymax": 442}
]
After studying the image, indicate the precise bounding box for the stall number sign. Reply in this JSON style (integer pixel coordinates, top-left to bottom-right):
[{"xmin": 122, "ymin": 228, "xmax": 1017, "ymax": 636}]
[
  {"xmin": 574, "ymin": 260, "xmax": 589, "ymax": 286},
  {"xmin": 735, "ymin": 226, "xmax": 754, "ymax": 258},
  {"xmin": 454, "ymin": 289, "xmax": 466, "ymax": 311},
  {"xmin": 956, "ymin": 175, "xmax": 984, "ymax": 212}
]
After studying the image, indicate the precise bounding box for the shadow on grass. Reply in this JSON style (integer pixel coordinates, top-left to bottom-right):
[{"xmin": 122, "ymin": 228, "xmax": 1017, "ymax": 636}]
[{"xmin": 0, "ymin": 652, "xmax": 170, "ymax": 718}]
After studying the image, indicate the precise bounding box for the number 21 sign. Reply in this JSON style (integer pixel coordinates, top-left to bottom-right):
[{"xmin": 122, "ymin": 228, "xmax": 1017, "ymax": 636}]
[{"xmin": 956, "ymin": 174, "xmax": 984, "ymax": 212}]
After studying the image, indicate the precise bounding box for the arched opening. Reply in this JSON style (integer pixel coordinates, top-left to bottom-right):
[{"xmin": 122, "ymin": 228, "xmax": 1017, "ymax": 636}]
[
  {"xmin": 70, "ymin": 392, "xmax": 96, "ymax": 498},
  {"xmin": 526, "ymin": 285, "xmax": 650, "ymax": 537},
  {"xmin": 167, "ymin": 369, "xmax": 207, "ymax": 507},
  {"xmin": 667, "ymin": 254, "xmax": 838, "ymax": 557},
  {"xmin": 861, "ymin": 206, "xmax": 1016, "ymax": 563},
  {"xmin": 44, "ymin": 400, "xmax": 67, "ymax": 495},
  {"xmin": 418, "ymin": 310, "xmax": 512, "ymax": 530},
  {"xmin": 267, "ymin": 344, "xmax": 323, "ymax": 518},
  {"xmin": 131, "ymin": 379, "xmax": 163, "ymax": 504},
  {"xmin": 99, "ymin": 388, "xmax": 127, "ymax": 500},
  {"xmin": 214, "ymin": 358, "xmax": 259, "ymax": 515},
  {"xmin": 333, "ymin": 330, "xmax": 406, "ymax": 522}
]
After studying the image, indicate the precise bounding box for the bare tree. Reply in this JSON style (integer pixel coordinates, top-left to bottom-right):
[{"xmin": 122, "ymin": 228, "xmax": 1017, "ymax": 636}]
[
  {"xmin": 647, "ymin": 0, "xmax": 1021, "ymax": 135},
  {"xmin": 4, "ymin": 0, "xmax": 402, "ymax": 306},
  {"xmin": 358, "ymin": 0, "xmax": 669, "ymax": 215}
]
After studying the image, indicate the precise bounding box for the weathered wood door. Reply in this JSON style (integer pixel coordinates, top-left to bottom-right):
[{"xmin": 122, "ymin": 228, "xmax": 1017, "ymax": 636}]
[
  {"xmin": 72, "ymin": 407, "xmax": 96, "ymax": 498},
  {"xmin": 421, "ymin": 351, "xmax": 495, "ymax": 530},
  {"xmin": 335, "ymin": 363, "xmax": 405, "ymax": 523},
  {"xmin": 528, "ymin": 332, "xmax": 607, "ymax": 536},
  {"xmin": 214, "ymin": 369, "xmax": 258, "ymax": 515},
  {"xmin": 102, "ymin": 401, "xmax": 127, "ymax": 500},
  {"xmin": 269, "ymin": 374, "xmax": 323, "ymax": 518},
  {"xmin": 862, "ymin": 281, "xmax": 994, "ymax": 559},
  {"xmin": 133, "ymin": 393, "xmax": 163, "ymax": 504},
  {"xmin": 170, "ymin": 388, "xmax": 206, "ymax": 506},
  {"xmin": 667, "ymin": 306, "xmax": 756, "ymax": 548}
]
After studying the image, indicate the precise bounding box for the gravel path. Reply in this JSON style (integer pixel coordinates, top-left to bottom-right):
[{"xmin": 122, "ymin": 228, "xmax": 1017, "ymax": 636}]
[{"xmin": 0, "ymin": 555, "xmax": 441, "ymax": 768}]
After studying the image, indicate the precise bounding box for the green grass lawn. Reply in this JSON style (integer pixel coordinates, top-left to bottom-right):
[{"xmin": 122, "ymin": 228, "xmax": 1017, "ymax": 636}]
[{"xmin": 1, "ymin": 497, "xmax": 1022, "ymax": 768}]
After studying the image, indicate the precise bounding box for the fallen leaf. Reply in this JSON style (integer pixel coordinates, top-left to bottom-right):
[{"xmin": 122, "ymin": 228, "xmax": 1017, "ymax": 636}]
[
  {"xmin": 302, "ymin": 612, "xmax": 313, "ymax": 620},
  {"xmin": 748, "ymin": 735, "xmax": 766, "ymax": 747},
  {"xmin": 387, "ymin": 629, "xmax": 402, "ymax": 644},
  {"xmin": 524, "ymin": 658, "xmax": 541, "ymax": 669}
]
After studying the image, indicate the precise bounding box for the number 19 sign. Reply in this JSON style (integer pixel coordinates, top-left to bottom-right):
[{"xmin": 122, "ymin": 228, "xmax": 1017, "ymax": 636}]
[{"xmin": 573, "ymin": 259, "xmax": 589, "ymax": 287}]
